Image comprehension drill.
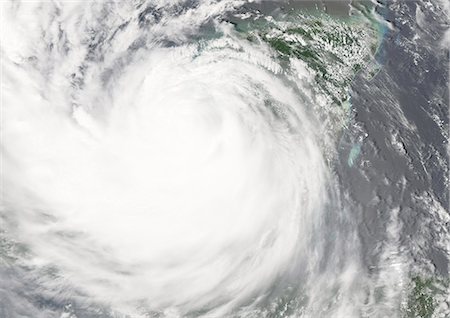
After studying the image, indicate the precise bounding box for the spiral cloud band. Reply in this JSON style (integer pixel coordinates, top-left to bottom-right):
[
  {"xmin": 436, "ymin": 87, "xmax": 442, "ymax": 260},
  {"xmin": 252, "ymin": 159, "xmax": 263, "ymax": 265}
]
[{"xmin": 1, "ymin": 1, "xmax": 365, "ymax": 317}]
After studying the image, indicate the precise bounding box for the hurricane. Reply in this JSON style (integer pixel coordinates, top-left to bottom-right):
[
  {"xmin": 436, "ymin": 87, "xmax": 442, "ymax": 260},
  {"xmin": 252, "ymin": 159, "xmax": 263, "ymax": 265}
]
[{"xmin": 1, "ymin": 1, "xmax": 449, "ymax": 318}]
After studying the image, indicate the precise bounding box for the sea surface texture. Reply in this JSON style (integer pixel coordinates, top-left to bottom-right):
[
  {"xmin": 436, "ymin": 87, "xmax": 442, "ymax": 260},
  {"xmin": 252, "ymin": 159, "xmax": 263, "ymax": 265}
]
[{"xmin": 1, "ymin": 1, "xmax": 449, "ymax": 318}]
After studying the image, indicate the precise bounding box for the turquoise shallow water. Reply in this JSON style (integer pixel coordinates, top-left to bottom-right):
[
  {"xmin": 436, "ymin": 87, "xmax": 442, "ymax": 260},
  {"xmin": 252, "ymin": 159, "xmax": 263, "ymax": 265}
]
[{"xmin": 0, "ymin": 1, "xmax": 448, "ymax": 318}]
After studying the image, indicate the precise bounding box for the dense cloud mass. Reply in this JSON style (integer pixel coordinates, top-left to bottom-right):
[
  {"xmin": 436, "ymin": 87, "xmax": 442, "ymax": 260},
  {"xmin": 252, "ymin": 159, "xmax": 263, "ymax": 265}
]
[{"xmin": 1, "ymin": 1, "xmax": 449, "ymax": 318}]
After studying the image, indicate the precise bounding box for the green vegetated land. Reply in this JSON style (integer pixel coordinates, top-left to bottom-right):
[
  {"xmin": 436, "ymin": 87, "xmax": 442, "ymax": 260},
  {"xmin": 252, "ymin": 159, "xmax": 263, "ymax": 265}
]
[
  {"xmin": 233, "ymin": 4, "xmax": 449, "ymax": 318},
  {"xmin": 404, "ymin": 276, "xmax": 449, "ymax": 318},
  {"xmin": 234, "ymin": 3, "xmax": 381, "ymax": 108}
]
